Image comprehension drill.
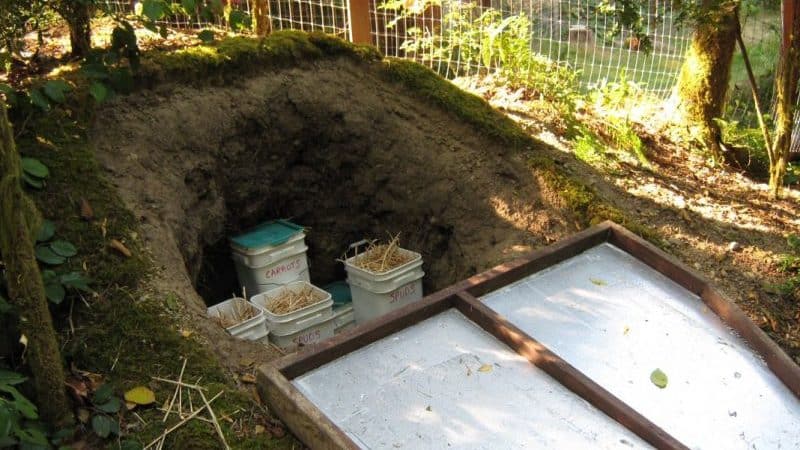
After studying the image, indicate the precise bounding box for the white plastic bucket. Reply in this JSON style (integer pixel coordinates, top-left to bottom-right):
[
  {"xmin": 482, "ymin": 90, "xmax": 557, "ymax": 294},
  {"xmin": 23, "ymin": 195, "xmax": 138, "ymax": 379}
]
[
  {"xmin": 344, "ymin": 247, "xmax": 424, "ymax": 324},
  {"xmin": 250, "ymin": 281, "xmax": 333, "ymax": 336},
  {"xmin": 231, "ymin": 231, "xmax": 310, "ymax": 296},
  {"xmin": 332, "ymin": 304, "xmax": 355, "ymax": 333},
  {"xmin": 269, "ymin": 315, "xmax": 335, "ymax": 353},
  {"xmin": 207, "ymin": 297, "xmax": 269, "ymax": 343}
]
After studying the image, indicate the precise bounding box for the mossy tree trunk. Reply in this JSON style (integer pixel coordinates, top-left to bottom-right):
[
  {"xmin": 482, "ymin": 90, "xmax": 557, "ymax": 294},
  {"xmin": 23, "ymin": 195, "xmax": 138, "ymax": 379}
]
[
  {"xmin": 0, "ymin": 106, "xmax": 72, "ymax": 426},
  {"xmin": 55, "ymin": 0, "xmax": 92, "ymax": 58},
  {"xmin": 673, "ymin": 0, "xmax": 739, "ymax": 161},
  {"xmin": 768, "ymin": 2, "xmax": 800, "ymax": 197}
]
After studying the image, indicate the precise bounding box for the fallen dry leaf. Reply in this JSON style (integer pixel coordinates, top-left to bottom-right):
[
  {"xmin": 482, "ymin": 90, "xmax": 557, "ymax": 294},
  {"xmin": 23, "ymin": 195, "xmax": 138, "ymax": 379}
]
[
  {"xmin": 240, "ymin": 373, "xmax": 257, "ymax": 384},
  {"xmin": 623, "ymin": 325, "xmax": 630, "ymax": 335},
  {"xmin": 125, "ymin": 402, "xmax": 137, "ymax": 411},
  {"xmin": 179, "ymin": 329, "xmax": 193, "ymax": 338},
  {"xmin": 478, "ymin": 364, "xmax": 493, "ymax": 373},
  {"xmin": 124, "ymin": 386, "xmax": 156, "ymax": 405},
  {"xmin": 254, "ymin": 425, "xmax": 266, "ymax": 435},
  {"xmin": 109, "ymin": 239, "xmax": 132, "ymax": 258},
  {"xmin": 80, "ymin": 198, "xmax": 94, "ymax": 221},
  {"xmin": 77, "ymin": 408, "xmax": 91, "ymax": 424},
  {"xmin": 590, "ymin": 278, "xmax": 607, "ymax": 286}
]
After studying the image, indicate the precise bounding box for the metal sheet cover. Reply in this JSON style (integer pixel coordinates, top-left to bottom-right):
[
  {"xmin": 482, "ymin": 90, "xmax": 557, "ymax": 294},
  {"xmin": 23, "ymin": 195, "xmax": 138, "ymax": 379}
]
[
  {"xmin": 482, "ymin": 243, "xmax": 800, "ymax": 449},
  {"xmin": 293, "ymin": 309, "xmax": 649, "ymax": 449}
]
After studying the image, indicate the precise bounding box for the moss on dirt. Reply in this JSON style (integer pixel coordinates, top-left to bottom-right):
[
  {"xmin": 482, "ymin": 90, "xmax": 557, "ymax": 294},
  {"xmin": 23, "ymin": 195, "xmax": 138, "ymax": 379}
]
[{"xmin": 17, "ymin": 110, "xmax": 295, "ymax": 447}]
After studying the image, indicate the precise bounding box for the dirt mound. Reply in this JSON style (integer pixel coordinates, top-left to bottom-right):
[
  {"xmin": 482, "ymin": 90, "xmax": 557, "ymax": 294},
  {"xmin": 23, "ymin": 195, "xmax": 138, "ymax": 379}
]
[{"xmin": 91, "ymin": 57, "xmax": 577, "ymax": 367}]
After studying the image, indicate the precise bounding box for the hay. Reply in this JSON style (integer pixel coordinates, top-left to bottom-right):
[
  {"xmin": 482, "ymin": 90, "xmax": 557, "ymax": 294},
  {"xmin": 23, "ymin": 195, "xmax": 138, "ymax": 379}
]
[
  {"xmin": 351, "ymin": 234, "xmax": 413, "ymax": 273},
  {"xmin": 211, "ymin": 298, "xmax": 259, "ymax": 328},
  {"xmin": 265, "ymin": 286, "xmax": 326, "ymax": 315}
]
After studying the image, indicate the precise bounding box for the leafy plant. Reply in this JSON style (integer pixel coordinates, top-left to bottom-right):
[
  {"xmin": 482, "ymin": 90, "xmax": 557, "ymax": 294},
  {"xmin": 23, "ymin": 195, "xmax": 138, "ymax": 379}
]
[
  {"xmin": 774, "ymin": 234, "xmax": 800, "ymax": 299},
  {"xmin": 0, "ymin": 369, "xmax": 49, "ymax": 448},
  {"xmin": 573, "ymin": 128, "xmax": 607, "ymax": 165},
  {"xmin": 389, "ymin": 1, "xmax": 578, "ymax": 109},
  {"xmin": 20, "ymin": 157, "xmax": 49, "ymax": 189},
  {"xmin": 34, "ymin": 220, "xmax": 92, "ymax": 304}
]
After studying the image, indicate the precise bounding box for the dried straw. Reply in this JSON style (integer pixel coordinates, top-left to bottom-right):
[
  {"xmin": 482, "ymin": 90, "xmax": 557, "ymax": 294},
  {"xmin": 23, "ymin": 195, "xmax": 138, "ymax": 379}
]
[
  {"xmin": 351, "ymin": 234, "xmax": 412, "ymax": 273},
  {"xmin": 210, "ymin": 298, "xmax": 259, "ymax": 328},
  {"xmin": 265, "ymin": 286, "xmax": 325, "ymax": 315}
]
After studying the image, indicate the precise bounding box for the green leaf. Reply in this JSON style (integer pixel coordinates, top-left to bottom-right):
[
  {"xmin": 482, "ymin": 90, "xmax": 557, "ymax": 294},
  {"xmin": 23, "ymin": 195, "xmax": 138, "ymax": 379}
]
[
  {"xmin": 181, "ymin": 0, "xmax": 197, "ymax": 13},
  {"xmin": 35, "ymin": 246, "xmax": 65, "ymax": 265},
  {"xmin": 29, "ymin": 89, "xmax": 50, "ymax": 111},
  {"xmin": 650, "ymin": 368, "xmax": 668, "ymax": 389},
  {"xmin": 44, "ymin": 282, "xmax": 66, "ymax": 304},
  {"xmin": 60, "ymin": 272, "xmax": 92, "ymax": 292},
  {"xmin": 21, "ymin": 173, "xmax": 44, "ymax": 189},
  {"xmin": 120, "ymin": 440, "xmax": 144, "ymax": 450},
  {"xmin": 96, "ymin": 397, "xmax": 121, "ymax": 414},
  {"xmin": 228, "ymin": 10, "xmax": 251, "ymax": 31},
  {"xmin": 92, "ymin": 384, "xmax": 113, "ymax": 404},
  {"xmin": 0, "ymin": 83, "xmax": 17, "ymax": 107},
  {"xmin": 20, "ymin": 158, "xmax": 49, "ymax": 179},
  {"xmin": 42, "ymin": 80, "xmax": 70, "ymax": 103},
  {"xmin": 0, "ymin": 369, "xmax": 27, "ymax": 386},
  {"xmin": 0, "ymin": 385, "xmax": 38, "ymax": 419},
  {"xmin": 0, "ymin": 294, "xmax": 13, "ymax": 315},
  {"xmin": 16, "ymin": 426, "xmax": 48, "ymax": 446},
  {"xmin": 108, "ymin": 68, "xmax": 134, "ymax": 94},
  {"xmin": 198, "ymin": 29, "xmax": 215, "ymax": 43},
  {"xmin": 50, "ymin": 240, "xmax": 77, "ymax": 258},
  {"xmin": 0, "ymin": 404, "xmax": 12, "ymax": 441},
  {"xmin": 91, "ymin": 414, "xmax": 117, "ymax": 438},
  {"xmin": 89, "ymin": 82, "xmax": 109, "ymax": 103},
  {"xmin": 80, "ymin": 63, "xmax": 110, "ymax": 80},
  {"xmin": 36, "ymin": 220, "xmax": 55, "ymax": 242},
  {"xmin": 142, "ymin": 0, "xmax": 167, "ymax": 21}
]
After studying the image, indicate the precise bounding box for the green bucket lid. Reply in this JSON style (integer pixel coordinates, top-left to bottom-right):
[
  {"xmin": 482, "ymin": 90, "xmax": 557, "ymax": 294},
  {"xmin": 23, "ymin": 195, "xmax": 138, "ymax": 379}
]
[
  {"xmin": 230, "ymin": 220, "xmax": 304, "ymax": 251},
  {"xmin": 323, "ymin": 281, "xmax": 352, "ymax": 307}
]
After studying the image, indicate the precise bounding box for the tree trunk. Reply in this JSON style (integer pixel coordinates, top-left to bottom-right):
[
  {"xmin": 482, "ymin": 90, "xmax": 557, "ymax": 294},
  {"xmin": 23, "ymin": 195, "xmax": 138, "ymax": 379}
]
[
  {"xmin": 673, "ymin": 1, "xmax": 739, "ymax": 161},
  {"xmin": 57, "ymin": 1, "xmax": 92, "ymax": 58},
  {"xmin": 253, "ymin": 0, "xmax": 272, "ymax": 36},
  {"xmin": 769, "ymin": 0, "xmax": 800, "ymax": 197},
  {"xmin": 0, "ymin": 107, "xmax": 72, "ymax": 426}
]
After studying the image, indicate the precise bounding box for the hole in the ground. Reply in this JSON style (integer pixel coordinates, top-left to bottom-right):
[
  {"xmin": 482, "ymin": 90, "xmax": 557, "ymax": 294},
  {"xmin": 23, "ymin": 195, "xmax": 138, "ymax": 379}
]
[{"xmin": 92, "ymin": 63, "xmax": 579, "ymax": 310}]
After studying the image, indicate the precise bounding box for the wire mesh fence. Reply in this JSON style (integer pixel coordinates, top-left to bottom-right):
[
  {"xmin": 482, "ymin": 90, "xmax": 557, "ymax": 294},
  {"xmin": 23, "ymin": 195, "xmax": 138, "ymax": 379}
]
[
  {"xmin": 98, "ymin": 0, "xmax": 349, "ymax": 36},
  {"xmin": 98, "ymin": 0, "xmax": 797, "ymax": 153},
  {"xmin": 369, "ymin": 0, "xmax": 691, "ymax": 99}
]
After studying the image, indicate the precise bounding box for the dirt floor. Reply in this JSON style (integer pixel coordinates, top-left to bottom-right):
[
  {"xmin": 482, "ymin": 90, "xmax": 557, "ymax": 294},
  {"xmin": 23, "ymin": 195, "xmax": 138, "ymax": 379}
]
[
  {"xmin": 470, "ymin": 82, "xmax": 800, "ymax": 363},
  {"xmin": 90, "ymin": 57, "xmax": 580, "ymax": 373}
]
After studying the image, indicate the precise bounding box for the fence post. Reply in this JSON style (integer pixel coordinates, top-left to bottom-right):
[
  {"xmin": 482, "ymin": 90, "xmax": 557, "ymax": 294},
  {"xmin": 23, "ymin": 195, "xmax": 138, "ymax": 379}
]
[
  {"xmin": 347, "ymin": 0, "xmax": 372, "ymax": 44},
  {"xmin": 784, "ymin": 0, "xmax": 795, "ymax": 49}
]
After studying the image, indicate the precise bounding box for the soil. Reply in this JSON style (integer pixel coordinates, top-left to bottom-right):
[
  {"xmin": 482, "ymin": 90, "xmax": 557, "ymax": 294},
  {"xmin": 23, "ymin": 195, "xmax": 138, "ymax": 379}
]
[
  {"xmin": 472, "ymin": 82, "xmax": 800, "ymax": 362},
  {"xmin": 90, "ymin": 58, "xmax": 579, "ymax": 372}
]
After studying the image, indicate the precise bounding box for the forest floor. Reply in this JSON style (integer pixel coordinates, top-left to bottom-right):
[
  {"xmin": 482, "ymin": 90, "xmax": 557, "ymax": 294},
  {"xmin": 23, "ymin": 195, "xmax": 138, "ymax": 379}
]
[{"xmin": 464, "ymin": 77, "xmax": 800, "ymax": 362}]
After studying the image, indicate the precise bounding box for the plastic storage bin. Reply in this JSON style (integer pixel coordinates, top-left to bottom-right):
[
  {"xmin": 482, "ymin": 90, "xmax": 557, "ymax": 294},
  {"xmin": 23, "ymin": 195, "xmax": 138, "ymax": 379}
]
[
  {"xmin": 344, "ymin": 247, "xmax": 424, "ymax": 324},
  {"xmin": 230, "ymin": 220, "xmax": 310, "ymax": 296},
  {"xmin": 250, "ymin": 281, "xmax": 334, "ymax": 352},
  {"xmin": 207, "ymin": 297, "xmax": 269, "ymax": 343}
]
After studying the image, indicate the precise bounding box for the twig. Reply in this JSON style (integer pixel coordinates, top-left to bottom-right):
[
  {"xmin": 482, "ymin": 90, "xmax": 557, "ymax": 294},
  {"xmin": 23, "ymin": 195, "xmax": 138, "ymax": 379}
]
[
  {"xmin": 110, "ymin": 342, "xmax": 122, "ymax": 372},
  {"xmin": 734, "ymin": 11, "xmax": 773, "ymax": 161},
  {"xmin": 199, "ymin": 389, "xmax": 230, "ymax": 450},
  {"xmin": 133, "ymin": 411, "xmax": 147, "ymax": 425},
  {"xmin": 152, "ymin": 377, "xmax": 207, "ymax": 391},
  {"xmin": 160, "ymin": 359, "xmax": 188, "ymax": 422},
  {"xmin": 144, "ymin": 390, "xmax": 223, "ymax": 450}
]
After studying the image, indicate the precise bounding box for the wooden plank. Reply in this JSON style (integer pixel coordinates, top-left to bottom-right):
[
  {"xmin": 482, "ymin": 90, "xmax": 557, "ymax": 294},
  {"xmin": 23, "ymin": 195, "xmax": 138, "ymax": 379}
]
[
  {"xmin": 453, "ymin": 291, "xmax": 689, "ymax": 450},
  {"xmin": 608, "ymin": 222, "xmax": 800, "ymax": 400},
  {"xmin": 607, "ymin": 222, "xmax": 706, "ymax": 296},
  {"xmin": 257, "ymin": 364, "xmax": 357, "ymax": 449},
  {"xmin": 465, "ymin": 222, "xmax": 612, "ymax": 297},
  {"xmin": 347, "ymin": 0, "xmax": 372, "ymax": 44},
  {"xmin": 277, "ymin": 290, "xmax": 457, "ymax": 378}
]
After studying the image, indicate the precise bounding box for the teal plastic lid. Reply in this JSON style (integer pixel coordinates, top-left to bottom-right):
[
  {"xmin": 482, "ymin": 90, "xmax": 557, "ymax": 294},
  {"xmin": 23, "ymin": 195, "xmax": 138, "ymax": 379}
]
[
  {"xmin": 323, "ymin": 281, "xmax": 352, "ymax": 307},
  {"xmin": 230, "ymin": 220, "xmax": 304, "ymax": 251}
]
